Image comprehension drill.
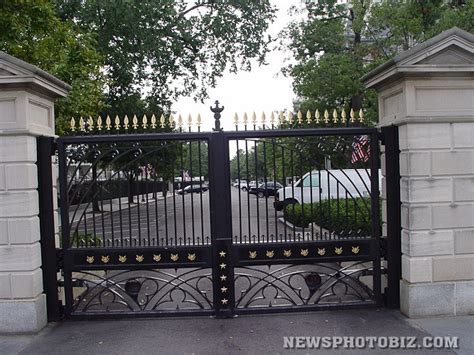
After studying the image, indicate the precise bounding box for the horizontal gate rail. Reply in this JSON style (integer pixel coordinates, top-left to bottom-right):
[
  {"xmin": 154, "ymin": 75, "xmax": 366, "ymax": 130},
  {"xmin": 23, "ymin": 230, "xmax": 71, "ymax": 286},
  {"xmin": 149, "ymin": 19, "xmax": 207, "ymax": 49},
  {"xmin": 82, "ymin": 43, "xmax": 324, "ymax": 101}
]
[
  {"xmin": 58, "ymin": 132, "xmax": 213, "ymax": 144},
  {"xmin": 223, "ymin": 127, "xmax": 378, "ymax": 139},
  {"xmin": 232, "ymin": 239, "xmax": 376, "ymax": 266},
  {"xmin": 64, "ymin": 245, "xmax": 212, "ymax": 270}
]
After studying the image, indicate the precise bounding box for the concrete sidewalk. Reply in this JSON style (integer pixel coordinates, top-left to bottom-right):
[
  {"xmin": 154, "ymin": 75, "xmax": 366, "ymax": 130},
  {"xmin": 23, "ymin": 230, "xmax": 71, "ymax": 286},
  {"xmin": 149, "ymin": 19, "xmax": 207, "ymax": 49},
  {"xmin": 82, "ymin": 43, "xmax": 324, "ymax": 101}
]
[{"xmin": 1, "ymin": 309, "xmax": 472, "ymax": 354}]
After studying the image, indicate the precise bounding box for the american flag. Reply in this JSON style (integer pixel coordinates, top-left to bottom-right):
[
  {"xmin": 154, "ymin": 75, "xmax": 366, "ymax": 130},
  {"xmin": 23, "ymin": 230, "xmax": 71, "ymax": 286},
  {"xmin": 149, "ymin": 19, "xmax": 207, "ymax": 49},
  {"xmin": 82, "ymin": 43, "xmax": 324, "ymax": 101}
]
[{"xmin": 351, "ymin": 135, "xmax": 370, "ymax": 164}]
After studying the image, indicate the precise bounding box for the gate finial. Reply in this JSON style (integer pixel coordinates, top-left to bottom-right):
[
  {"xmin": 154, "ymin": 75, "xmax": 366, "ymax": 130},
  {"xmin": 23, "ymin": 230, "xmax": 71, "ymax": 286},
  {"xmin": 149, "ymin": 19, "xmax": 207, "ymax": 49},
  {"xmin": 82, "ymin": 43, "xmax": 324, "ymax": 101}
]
[{"xmin": 210, "ymin": 100, "xmax": 224, "ymax": 131}]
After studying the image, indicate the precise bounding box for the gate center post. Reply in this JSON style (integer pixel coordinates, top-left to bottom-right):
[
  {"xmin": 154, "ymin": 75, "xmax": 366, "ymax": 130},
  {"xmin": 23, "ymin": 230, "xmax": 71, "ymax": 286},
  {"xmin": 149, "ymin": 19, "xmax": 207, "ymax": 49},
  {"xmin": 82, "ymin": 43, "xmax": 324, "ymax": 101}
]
[{"xmin": 208, "ymin": 130, "xmax": 235, "ymax": 318}]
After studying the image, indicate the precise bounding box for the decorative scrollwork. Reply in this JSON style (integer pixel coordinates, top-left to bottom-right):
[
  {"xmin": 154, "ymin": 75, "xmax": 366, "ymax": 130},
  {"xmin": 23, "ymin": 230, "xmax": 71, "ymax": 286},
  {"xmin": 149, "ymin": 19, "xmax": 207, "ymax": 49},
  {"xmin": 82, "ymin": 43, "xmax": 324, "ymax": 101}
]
[
  {"xmin": 234, "ymin": 262, "xmax": 374, "ymax": 309},
  {"xmin": 72, "ymin": 268, "xmax": 213, "ymax": 314}
]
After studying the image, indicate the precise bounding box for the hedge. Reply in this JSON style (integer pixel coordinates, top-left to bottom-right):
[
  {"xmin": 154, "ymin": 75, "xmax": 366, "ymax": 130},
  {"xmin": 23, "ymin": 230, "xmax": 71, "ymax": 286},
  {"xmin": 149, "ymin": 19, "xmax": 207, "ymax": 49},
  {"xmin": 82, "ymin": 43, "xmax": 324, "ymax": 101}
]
[{"xmin": 284, "ymin": 197, "xmax": 379, "ymax": 237}]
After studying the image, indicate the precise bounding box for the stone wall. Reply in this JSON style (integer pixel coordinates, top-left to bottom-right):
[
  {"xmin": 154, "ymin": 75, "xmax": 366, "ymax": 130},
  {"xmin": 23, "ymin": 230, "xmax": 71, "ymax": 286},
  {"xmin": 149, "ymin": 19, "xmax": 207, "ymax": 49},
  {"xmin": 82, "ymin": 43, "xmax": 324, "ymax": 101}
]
[
  {"xmin": 364, "ymin": 27, "xmax": 474, "ymax": 317},
  {"xmin": 0, "ymin": 51, "xmax": 69, "ymax": 333},
  {"xmin": 399, "ymin": 122, "xmax": 474, "ymax": 316}
]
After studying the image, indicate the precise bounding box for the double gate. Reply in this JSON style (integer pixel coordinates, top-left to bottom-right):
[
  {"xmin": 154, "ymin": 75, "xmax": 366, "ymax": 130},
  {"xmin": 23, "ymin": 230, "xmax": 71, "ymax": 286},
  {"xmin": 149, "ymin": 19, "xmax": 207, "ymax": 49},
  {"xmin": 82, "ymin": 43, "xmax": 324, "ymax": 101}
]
[{"xmin": 38, "ymin": 107, "xmax": 401, "ymax": 319}]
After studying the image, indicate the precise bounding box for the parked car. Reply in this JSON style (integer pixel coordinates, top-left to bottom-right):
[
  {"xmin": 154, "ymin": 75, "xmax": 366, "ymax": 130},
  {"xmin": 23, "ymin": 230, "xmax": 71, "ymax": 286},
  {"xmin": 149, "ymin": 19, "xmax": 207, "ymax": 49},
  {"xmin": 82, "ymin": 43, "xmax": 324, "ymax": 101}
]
[
  {"xmin": 241, "ymin": 180, "xmax": 257, "ymax": 191},
  {"xmin": 177, "ymin": 183, "xmax": 208, "ymax": 195},
  {"xmin": 249, "ymin": 181, "xmax": 284, "ymax": 198},
  {"xmin": 233, "ymin": 179, "xmax": 245, "ymax": 187},
  {"xmin": 274, "ymin": 169, "xmax": 380, "ymax": 210}
]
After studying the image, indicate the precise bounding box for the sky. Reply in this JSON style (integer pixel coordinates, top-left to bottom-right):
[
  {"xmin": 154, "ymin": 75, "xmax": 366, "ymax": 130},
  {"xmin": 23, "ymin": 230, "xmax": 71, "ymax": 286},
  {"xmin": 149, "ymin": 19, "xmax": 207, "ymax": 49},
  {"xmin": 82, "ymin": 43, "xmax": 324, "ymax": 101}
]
[{"xmin": 172, "ymin": 0, "xmax": 301, "ymax": 132}]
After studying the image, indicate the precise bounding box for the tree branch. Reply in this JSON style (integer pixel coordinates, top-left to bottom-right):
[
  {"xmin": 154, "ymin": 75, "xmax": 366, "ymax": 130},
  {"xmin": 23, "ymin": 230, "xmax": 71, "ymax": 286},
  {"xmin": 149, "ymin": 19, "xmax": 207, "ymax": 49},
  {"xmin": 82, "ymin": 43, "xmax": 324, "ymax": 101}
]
[{"xmin": 179, "ymin": 1, "xmax": 213, "ymax": 17}]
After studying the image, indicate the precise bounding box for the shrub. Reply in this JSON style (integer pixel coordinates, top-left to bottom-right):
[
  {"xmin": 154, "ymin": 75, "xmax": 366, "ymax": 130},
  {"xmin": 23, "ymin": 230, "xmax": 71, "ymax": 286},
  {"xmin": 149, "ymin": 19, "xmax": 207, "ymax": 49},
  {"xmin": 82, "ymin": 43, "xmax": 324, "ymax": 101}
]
[
  {"xmin": 284, "ymin": 197, "xmax": 378, "ymax": 237},
  {"xmin": 71, "ymin": 233, "xmax": 103, "ymax": 247}
]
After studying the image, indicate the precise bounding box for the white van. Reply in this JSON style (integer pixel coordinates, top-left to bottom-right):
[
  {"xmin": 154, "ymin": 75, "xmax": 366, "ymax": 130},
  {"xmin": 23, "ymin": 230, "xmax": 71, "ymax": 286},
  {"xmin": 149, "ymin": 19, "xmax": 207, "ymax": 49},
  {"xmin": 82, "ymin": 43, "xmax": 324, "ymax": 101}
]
[{"xmin": 274, "ymin": 169, "xmax": 379, "ymax": 210}]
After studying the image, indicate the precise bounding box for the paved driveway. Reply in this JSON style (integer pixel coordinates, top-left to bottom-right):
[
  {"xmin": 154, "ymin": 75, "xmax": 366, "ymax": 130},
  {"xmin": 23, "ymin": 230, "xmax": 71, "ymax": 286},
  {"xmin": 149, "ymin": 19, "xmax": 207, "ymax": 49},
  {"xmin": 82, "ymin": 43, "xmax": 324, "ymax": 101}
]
[{"xmin": 70, "ymin": 186, "xmax": 288, "ymax": 247}]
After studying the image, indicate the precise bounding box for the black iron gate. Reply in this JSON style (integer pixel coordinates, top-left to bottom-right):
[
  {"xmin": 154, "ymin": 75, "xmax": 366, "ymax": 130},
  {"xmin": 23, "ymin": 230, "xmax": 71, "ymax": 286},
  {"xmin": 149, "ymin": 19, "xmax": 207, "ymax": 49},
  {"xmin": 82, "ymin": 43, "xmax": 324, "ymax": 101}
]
[{"xmin": 38, "ymin": 106, "xmax": 400, "ymax": 319}]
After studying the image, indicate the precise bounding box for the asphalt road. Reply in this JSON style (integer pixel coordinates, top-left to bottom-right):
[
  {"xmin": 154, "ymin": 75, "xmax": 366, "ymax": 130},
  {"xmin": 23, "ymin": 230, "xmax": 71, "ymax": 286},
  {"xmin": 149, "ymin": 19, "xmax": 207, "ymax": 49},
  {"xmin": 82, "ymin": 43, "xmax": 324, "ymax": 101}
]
[{"xmin": 71, "ymin": 186, "xmax": 292, "ymax": 247}]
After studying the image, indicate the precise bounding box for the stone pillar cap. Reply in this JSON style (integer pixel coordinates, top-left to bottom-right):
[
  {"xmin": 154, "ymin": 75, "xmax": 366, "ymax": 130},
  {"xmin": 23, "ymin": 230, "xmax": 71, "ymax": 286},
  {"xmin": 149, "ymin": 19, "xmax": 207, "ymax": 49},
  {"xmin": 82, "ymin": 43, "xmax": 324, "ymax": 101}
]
[
  {"xmin": 362, "ymin": 27, "xmax": 474, "ymax": 90},
  {"xmin": 0, "ymin": 51, "xmax": 71, "ymax": 98}
]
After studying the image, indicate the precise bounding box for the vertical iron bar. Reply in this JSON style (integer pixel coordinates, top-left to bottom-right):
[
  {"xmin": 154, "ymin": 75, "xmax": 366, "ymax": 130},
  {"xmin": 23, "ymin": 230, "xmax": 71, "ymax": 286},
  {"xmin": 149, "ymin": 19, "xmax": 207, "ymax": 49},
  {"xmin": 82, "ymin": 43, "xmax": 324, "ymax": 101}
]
[
  {"xmin": 382, "ymin": 125, "xmax": 401, "ymax": 309},
  {"xmin": 99, "ymin": 176, "xmax": 106, "ymax": 246},
  {"xmin": 299, "ymin": 154, "xmax": 304, "ymax": 241},
  {"xmin": 281, "ymin": 146, "xmax": 287, "ymax": 242},
  {"xmin": 127, "ymin": 173, "xmax": 133, "ymax": 245},
  {"xmin": 163, "ymin": 172, "xmax": 169, "ymax": 246},
  {"xmin": 136, "ymin": 170, "xmax": 142, "ymax": 246},
  {"xmin": 154, "ymin": 173, "xmax": 160, "ymax": 247},
  {"xmin": 370, "ymin": 131, "xmax": 382, "ymax": 305},
  {"xmin": 271, "ymin": 139, "xmax": 278, "ymax": 241},
  {"xmin": 83, "ymin": 191, "xmax": 88, "ymax": 245},
  {"xmin": 254, "ymin": 141, "xmax": 260, "ymax": 243},
  {"xmin": 198, "ymin": 140, "xmax": 204, "ymax": 245},
  {"xmin": 327, "ymin": 170, "xmax": 331, "ymax": 240},
  {"xmin": 336, "ymin": 181, "xmax": 340, "ymax": 239},
  {"xmin": 309, "ymin": 165, "xmax": 314, "ymax": 240},
  {"xmin": 263, "ymin": 141, "xmax": 269, "ymax": 242},
  {"xmin": 345, "ymin": 191, "xmax": 349, "ymax": 238},
  {"xmin": 172, "ymin": 160, "xmax": 178, "ymax": 245},
  {"xmin": 109, "ymin": 169, "xmax": 115, "ymax": 247},
  {"xmin": 90, "ymin": 166, "xmax": 97, "ymax": 246},
  {"xmin": 189, "ymin": 141, "xmax": 195, "ymax": 245},
  {"xmin": 290, "ymin": 150, "xmax": 295, "ymax": 240},
  {"xmin": 245, "ymin": 140, "xmax": 251, "ymax": 242},
  {"xmin": 318, "ymin": 170, "xmax": 323, "ymax": 239},
  {"xmin": 37, "ymin": 136, "xmax": 61, "ymax": 321},
  {"xmin": 57, "ymin": 138, "xmax": 73, "ymax": 317},
  {"xmin": 118, "ymin": 171, "xmax": 124, "ymax": 246},
  {"xmin": 236, "ymin": 140, "xmax": 243, "ymax": 243},
  {"xmin": 145, "ymin": 165, "xmax": 151, "ymax": 246},
  {"xmin": 180, "ymin": 142, "xmax": 186, "ymax": 245}
]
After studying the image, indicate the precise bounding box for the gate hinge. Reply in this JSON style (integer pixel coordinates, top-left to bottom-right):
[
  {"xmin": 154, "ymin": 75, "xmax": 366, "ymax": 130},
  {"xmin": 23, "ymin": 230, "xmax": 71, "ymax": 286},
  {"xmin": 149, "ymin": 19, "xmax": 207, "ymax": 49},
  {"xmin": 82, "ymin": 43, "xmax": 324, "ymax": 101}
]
[{"xmin": 56, "ymin": 248, "xmax": 64, "ymax": 271}]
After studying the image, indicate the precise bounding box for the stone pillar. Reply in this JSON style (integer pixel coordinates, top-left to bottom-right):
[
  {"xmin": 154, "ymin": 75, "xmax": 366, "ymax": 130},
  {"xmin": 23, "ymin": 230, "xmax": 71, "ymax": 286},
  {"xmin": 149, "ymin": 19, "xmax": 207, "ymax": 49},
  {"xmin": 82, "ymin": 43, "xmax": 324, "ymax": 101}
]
[
  {"xmin": 0, "ymin": 52, "xmax": 70, "ymax": 333},
  {"xmin": 363, "ymin": 28, "xmax": 474, "ymax": 317}
]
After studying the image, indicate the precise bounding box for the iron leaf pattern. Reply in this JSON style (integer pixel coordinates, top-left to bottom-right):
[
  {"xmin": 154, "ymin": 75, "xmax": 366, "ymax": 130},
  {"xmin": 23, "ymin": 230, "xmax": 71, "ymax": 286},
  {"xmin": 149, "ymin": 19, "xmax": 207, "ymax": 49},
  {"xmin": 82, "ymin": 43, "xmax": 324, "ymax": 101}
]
[
  {"xmin": 234, "ymin": 262, "xmax": 374, "ymax": 309},
  {"xmin": 72, "ymin": 268, "xmax": 213, "ymax": 314}
]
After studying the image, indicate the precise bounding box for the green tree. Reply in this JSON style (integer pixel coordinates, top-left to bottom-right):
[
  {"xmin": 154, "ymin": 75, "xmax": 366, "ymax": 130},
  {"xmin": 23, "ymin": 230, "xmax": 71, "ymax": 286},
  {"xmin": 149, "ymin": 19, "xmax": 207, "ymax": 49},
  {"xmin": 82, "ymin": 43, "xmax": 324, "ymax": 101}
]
[
  {"xmin": 282, "ymin": 0, "xmax": 371, "ymax": 117},
  {"xmin": 0, "ymin": 0, "xmax": 106, "ymax": 135},
  {"xmin": 283, "ymin": 0, "xmax": 473, "ymax": 125},
  {"xmin": 54, "ymin": 0, "xmax": 277, "ymax": 116}
]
